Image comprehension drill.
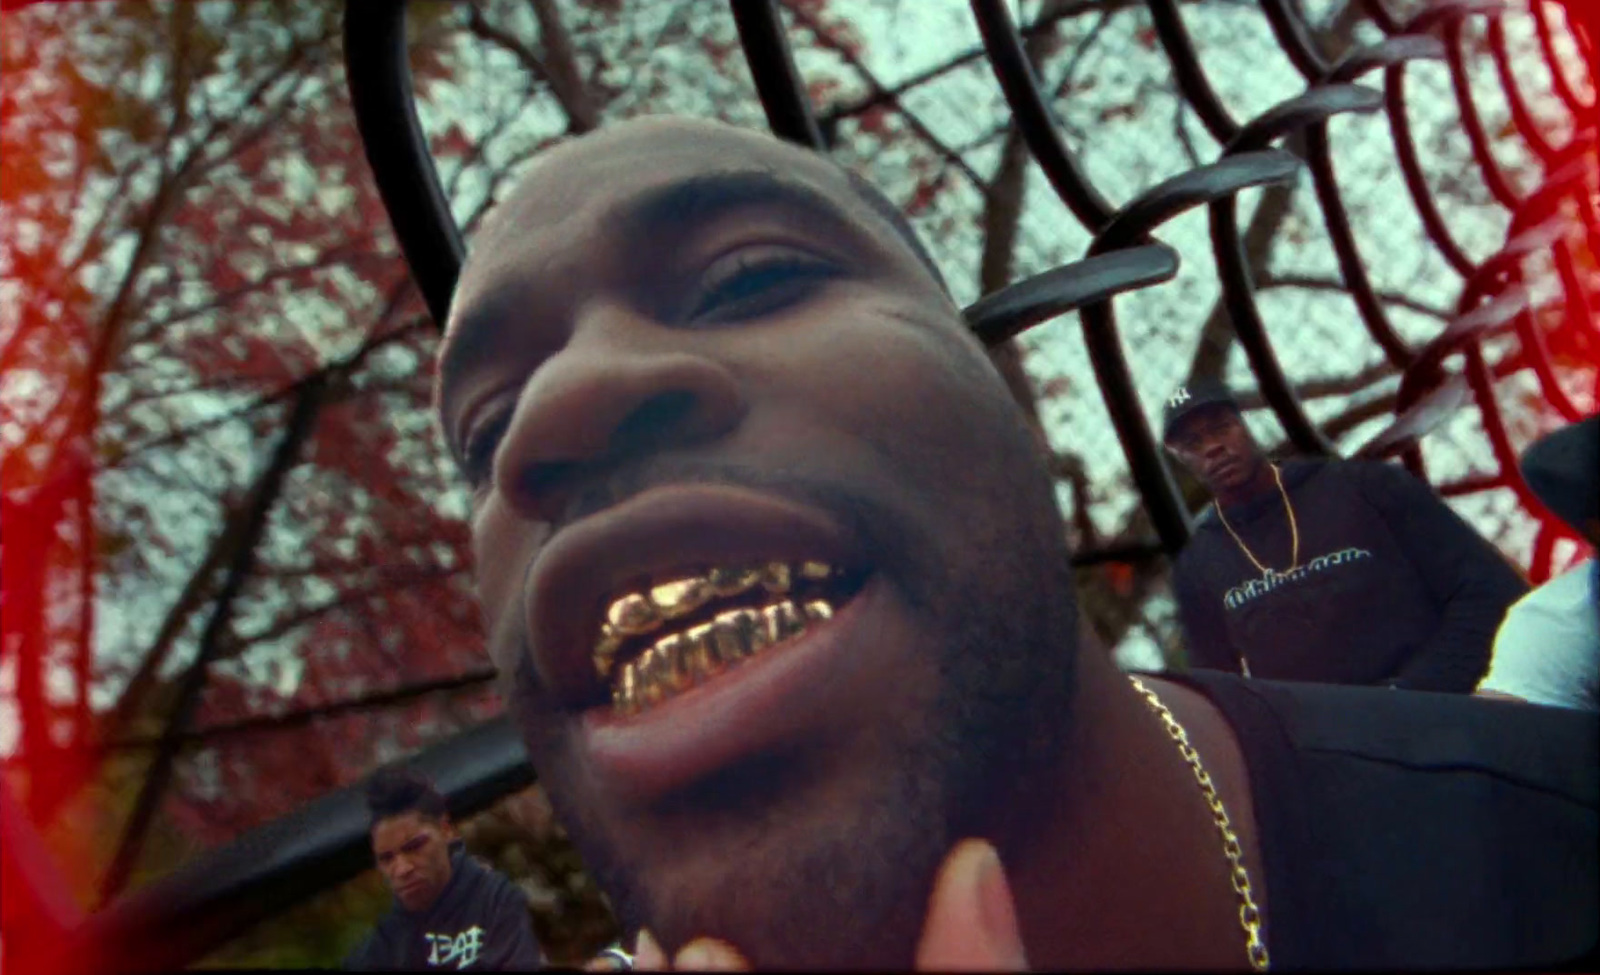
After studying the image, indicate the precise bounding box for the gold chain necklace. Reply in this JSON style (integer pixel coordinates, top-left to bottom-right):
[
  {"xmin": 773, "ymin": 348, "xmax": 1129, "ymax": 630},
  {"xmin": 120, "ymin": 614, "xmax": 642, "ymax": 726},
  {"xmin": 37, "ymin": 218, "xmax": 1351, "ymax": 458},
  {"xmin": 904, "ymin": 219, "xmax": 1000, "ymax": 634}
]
[
  {"xmin": 1129, "ymin": 676, "xmax": 1270, "ymax": 971},
  {"xmin": 1213, "ymin": 463, "xmax": 1300, "ymax": 575}
]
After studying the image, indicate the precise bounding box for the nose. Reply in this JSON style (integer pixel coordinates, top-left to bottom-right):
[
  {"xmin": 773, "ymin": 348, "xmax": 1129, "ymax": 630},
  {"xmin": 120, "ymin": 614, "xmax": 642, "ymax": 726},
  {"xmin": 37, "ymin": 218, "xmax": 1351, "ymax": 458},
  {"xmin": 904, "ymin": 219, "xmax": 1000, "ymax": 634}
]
[{"xmin": 491, "ymin": 305, "xmax": 748, "ymax": 523}]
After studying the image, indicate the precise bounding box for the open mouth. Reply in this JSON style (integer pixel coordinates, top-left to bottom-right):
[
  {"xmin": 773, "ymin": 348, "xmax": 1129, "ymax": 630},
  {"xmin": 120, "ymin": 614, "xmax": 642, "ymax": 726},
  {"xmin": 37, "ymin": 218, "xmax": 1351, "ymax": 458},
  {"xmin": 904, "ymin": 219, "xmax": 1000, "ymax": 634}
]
[{"xmin": 593, "ymin": 559, "xmax": 866, "ymax": 716}]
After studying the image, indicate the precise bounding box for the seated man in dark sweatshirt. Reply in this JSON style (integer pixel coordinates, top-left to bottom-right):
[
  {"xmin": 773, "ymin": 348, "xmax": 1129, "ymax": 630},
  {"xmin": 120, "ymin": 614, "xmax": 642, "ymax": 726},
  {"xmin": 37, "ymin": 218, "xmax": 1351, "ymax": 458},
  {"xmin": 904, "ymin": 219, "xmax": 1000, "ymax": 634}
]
[
  {"xmin": 1164, "ymin": 379, "xmax": 1527, "ymax": 691},
  {"xmin": 345, "ymin": 768, "xmax": 544, "ymax": 971}
]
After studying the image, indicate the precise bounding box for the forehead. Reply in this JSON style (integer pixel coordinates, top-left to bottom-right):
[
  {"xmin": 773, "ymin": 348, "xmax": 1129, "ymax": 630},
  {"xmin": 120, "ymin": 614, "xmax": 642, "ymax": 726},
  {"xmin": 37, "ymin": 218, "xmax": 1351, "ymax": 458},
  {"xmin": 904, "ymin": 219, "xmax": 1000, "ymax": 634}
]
[
  {"xmin": 444, "ymin": 120, "xmax": 887, "ymax": 335},
  {"xmin": 1169, "ymin": 405, "xmax": 1243, "ymax": 441},
  {"xmin": 371, "ymin": 812, "xmax": 434, "ymax": 849}
]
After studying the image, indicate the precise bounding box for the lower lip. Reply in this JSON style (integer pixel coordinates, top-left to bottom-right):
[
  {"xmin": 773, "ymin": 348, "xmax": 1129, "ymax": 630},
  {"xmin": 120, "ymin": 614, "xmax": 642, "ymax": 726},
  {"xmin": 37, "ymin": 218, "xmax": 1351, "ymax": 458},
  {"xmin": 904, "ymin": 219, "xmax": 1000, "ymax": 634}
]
[{"xmin": 578, "ymin": 575, "xmax": 882, "ymax": 803}]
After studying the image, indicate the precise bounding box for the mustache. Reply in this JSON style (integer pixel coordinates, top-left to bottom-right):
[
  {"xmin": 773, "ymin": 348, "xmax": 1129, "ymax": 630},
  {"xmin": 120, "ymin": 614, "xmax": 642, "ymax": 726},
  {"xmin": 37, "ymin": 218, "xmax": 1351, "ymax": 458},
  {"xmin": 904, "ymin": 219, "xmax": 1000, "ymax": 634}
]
[
  {"xmin": 493, "ymin": 454, "xmax": 938, "ymax": 697},
  {"xmin": 549, "ymin": 455, "xmax": 906, "ymax": 562}
]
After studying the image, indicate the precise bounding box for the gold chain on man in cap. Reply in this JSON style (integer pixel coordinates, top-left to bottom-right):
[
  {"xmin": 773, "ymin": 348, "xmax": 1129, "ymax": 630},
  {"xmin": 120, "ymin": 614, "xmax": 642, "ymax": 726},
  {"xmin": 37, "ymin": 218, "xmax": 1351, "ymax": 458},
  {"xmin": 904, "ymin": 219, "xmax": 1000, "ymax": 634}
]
[
  {"xmin": 1128, "ymin": 676, "xmax": 1270, "ymax": 971},
  {"xmin": 1213, "ymin": 463, "xmax": 1300, "ymax": 575}
]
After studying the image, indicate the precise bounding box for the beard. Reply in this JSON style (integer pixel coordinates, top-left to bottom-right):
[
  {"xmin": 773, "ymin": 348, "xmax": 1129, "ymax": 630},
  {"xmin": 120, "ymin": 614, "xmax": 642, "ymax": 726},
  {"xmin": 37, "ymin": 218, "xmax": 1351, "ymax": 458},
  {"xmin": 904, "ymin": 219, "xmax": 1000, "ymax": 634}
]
[{"xmin": 506, "ymin": 454, "xmax": 1080, "ymax": 969}]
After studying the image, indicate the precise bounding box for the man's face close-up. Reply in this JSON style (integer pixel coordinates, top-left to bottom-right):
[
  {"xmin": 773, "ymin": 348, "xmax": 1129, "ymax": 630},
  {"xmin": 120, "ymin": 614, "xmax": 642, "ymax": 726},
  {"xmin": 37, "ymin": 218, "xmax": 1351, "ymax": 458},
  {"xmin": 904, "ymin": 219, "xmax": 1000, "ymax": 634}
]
[
  {"xmin": 1166, "ymin": 406, "xmax": 1261, "ymax": 496},
  {"xmin": 371, "ymin": 812, "xmax": 456, "ymax": 913},
  {"xmin": 434, "ymin": 118, "xmax": 1080, "ymax": 968}
]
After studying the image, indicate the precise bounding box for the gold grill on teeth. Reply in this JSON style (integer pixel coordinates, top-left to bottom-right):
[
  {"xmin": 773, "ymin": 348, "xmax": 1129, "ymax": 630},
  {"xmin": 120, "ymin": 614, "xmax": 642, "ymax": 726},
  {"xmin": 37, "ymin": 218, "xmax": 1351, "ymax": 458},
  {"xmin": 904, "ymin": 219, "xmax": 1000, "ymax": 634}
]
[{"xmin": 596, "ymin": 561, "xmax": 841, "ymax": 715}]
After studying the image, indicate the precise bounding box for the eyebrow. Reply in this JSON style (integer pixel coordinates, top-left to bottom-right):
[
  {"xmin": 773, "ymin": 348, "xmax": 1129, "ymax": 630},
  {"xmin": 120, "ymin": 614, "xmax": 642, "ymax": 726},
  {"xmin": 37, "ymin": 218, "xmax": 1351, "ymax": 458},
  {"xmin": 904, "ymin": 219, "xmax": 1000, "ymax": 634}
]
[{"xmin": 435, "ymin": 169, "xmax": 866, "ymax": 437}]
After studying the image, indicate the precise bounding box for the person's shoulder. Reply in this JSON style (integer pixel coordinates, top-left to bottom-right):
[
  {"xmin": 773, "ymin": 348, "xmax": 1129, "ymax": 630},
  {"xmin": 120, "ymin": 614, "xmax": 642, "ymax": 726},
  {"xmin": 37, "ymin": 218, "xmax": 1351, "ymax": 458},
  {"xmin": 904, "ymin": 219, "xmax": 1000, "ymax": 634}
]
[
  {"xmin": 1310, "ymin": 456, "xmax": 1404, "ymax": 487},
  {"xmin": 1230, "ymin": 677, "xmax": 1597, "ymax": 802},
  {"xmin": 1177, "ymin": 506, "xmax": 1225, "ymax": 556},
  {"xmin": 342, "ymin": 925, "xmax": 388, "ymax": 970},
  {"xmin": 464, "ymin": 855, "xmax": 531, "ymax": 907}
]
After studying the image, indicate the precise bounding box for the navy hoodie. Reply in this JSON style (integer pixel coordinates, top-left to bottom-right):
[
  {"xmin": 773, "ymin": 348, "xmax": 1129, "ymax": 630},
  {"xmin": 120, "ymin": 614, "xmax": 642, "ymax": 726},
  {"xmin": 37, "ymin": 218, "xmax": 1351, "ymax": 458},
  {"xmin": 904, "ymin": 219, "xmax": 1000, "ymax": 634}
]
[
  {"xmin": 345, "ymin": 842, "xmax": 543, "ymax": 971},
  {"xmin": 1172, "ymin": 458, "xmax": 1528, "ymax": 690}
]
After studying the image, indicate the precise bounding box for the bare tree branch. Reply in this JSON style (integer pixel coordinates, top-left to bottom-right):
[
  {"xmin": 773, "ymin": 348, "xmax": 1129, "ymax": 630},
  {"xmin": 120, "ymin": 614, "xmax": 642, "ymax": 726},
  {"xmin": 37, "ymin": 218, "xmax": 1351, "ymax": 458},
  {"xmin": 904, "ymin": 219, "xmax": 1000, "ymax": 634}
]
[
  {"xmin": 103, "ymin": 668, "xmax": 497, "ymax": 752},
  {"xmin": 98, "ymin": 365, "xmax": 332, "ymax": 903},
  {"xmin": 1257, "ymin": 272, "xmax": 1452, "ymax": 320},
  {"xmin": 784, "ymin": 2, "xmax": 990, "ymax": 195}
]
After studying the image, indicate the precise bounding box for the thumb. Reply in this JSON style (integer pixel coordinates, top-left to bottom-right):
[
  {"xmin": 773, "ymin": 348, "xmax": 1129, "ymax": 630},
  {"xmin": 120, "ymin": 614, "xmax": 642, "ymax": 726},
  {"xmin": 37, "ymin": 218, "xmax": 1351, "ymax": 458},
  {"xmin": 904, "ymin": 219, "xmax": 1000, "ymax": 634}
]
[{"xmin": 914, "ymin": 839, "xmax": 1029, "ymax": 971}]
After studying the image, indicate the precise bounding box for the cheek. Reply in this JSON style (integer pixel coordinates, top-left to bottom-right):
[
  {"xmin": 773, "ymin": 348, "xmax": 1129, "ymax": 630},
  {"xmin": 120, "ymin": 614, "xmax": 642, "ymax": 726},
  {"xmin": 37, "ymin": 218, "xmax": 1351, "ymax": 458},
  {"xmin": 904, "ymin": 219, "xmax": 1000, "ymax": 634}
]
[
  {"xmin": 786, "ymin": 306, "xmax": 1018, "ymax": 473},
  {"xmin": 471, "ymin": 499, "xmax": 550, "ymax": 662}
]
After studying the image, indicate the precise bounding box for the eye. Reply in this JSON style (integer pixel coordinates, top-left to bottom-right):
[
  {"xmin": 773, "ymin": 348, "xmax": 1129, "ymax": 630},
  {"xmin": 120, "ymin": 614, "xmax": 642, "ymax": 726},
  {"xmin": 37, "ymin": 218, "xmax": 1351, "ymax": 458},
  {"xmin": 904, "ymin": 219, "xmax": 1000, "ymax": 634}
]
[
  {"xmin": 687, "ymin": 248, "xmax": 837, "ymax": 323},
  {"xmin": 460, "ymin": 410, "xmax": 512, "ymax": 488}
]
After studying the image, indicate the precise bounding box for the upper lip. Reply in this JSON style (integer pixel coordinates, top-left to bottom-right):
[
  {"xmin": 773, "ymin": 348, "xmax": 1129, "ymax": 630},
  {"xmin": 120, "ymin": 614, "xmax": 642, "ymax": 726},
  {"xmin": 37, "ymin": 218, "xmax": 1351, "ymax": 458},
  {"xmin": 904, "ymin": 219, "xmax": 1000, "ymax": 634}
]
[{"xmin": 524, "ymin": 482, "xmax": 866, "ymax": 710}]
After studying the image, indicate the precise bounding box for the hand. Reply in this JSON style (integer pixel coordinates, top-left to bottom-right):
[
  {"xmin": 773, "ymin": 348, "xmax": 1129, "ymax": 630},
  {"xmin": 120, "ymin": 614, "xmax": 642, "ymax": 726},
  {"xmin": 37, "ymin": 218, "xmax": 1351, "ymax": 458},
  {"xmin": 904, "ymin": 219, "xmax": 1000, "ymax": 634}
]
[{"xmin": 624, "ymin": 838, "xmax": 1028, "ymax": 971}]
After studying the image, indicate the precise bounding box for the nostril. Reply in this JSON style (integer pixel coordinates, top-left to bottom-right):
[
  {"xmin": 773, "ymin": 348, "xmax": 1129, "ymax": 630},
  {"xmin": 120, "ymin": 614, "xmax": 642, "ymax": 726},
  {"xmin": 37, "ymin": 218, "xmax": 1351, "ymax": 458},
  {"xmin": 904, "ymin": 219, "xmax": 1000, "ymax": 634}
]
[{"xmin": 609, "ymin": 390, "xmax": 701, "ymax": 456}]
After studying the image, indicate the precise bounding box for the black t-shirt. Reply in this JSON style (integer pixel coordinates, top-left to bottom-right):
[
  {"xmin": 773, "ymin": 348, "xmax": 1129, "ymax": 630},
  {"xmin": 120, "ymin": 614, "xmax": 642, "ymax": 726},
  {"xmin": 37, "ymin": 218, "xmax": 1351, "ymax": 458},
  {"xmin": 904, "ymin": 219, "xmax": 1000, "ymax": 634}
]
[
  {"xmin": 345, "ymin": 844, "xmax": 544, "ymax": 971},
  {"xmin": 1171, "ymin": 670, "xmax": 1598, "ymax": 969}
]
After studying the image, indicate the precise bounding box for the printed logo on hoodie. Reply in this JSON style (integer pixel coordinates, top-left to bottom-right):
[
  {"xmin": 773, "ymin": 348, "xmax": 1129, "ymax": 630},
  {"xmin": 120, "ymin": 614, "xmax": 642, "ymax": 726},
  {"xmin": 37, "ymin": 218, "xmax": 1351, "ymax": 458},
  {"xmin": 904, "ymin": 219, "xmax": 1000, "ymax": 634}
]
[
  {"xmin": 425, "ymin": 925, "xmax": 484, "ymax": 969},
  {"xmin": 1223, "ymin": 547, "xmax": 1374, "ymax": 609}
]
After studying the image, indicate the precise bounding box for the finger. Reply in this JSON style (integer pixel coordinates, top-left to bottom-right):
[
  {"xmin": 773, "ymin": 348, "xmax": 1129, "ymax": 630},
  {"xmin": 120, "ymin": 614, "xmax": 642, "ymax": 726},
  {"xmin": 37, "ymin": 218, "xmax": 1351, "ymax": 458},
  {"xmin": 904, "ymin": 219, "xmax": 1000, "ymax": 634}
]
[
  {"xmin": 673, "ymin": 937, "xmax": 750, "ymax": 971},
  {"xmin": 914, "ymin": 838, "xmax": 1028, "ymax": 971},
  {"xmin": 584, "ymin": 957, "xmax": 624, "ymax": 972},
  {"xmin": 635, "ymin": 929, "xmax": 669, "ymax": 971}
]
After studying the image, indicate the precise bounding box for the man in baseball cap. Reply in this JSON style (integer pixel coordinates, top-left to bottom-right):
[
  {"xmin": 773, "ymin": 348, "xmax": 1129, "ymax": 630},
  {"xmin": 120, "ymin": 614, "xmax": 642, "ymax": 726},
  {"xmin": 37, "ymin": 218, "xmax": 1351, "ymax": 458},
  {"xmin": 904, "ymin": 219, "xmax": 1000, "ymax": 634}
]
[
  {"xmin": 1161, "ymin": 377, "xmax": 1526, "ymax": 690},
  {"xmin": 1477, "ymin": 414, "xmax": 1599, "ymax": 710}
]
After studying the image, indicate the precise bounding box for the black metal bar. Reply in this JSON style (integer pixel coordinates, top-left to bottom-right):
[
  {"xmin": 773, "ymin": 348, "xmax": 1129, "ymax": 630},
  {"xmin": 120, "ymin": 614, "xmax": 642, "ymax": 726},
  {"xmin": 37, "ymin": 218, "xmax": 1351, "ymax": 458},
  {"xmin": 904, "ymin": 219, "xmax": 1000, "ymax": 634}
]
[
  {"xmin": 1384, "ymin": 60, "xmax": 1478, "ymax": 276},
  {"xmin": 1229, "ymin": 85, "xmax": 1383, "ymax": 153},
  {"xmin": 1328, "ymin": 34, "xmax": 1447, "ymax": 83},
  {"xmin": 1080, "ymin": 151, "xmax": 1303, "ymax": 555},
  {"xmin": 731, "ymin": 0, "xmax": 826, "ymax": 149},
  {"xmin": 1212, "ymin": 88, "xmax": 1386, "ymax": 455},
  {"xmin": 967, "ymin": 0, "xmax": 1116, "ymax": 229},
  {"xmin": 344, "ymin": 0, "xmax": 463, "ymax": 331},
  {"xmin": 1143, "ymin": 0, "xmax": 1241, "ymax": 144},
  {"xmin": 1309, "ymin": 40, "xmax": 1447, "ymax": 368},
  {"xmin": 1302, "ymin": 124, "xmax": 1413, "ymax": 367},
  {"xmin": 1535, "ymin": 0, "xmax": 1592, "ymax": 114},
  {"xmin": 1069, "ymin": 539, "xmax": 1169, "ymax": 567},
  {"xmin": 1487, "ymin": 14, "xmax": 1560, "ymax": 163},
  {"xmin": 1078, "ymin": 298, "xmax": 1193, "ymax": 556},
  {"xmin": 63, "ymin": 719, "xmax": 533, "ymax": 975},
  {"xmin": 1259, "ymin": 0, "xmax": 1328, "ymax": 81},
  {"xmin": 1506, "ymin": 136, "xmax": 1596, "ymax": 234},
  {"xmin": 1460, "ymin": 215, "xmax": 1591, "ymax": 424},
  {"xmin": 1404, "ymin": 286, "xmax": 1531, "ymax": 388},
  {"xmin": 1554, "ymin": 238, "xmax": 1600, "ymax": 347},
  {"xmin": 1464, "ymin": 339, "xmax": 1543, "ymax": 512},
  {"xmin": 1510, "ymin": 268, "xmax": 1585, "ymax": 421},
  {"xmin": 1359, "ymin": 0, "xmax": 1407, "ymax": 36},
  {"xmin": 1094, "ymin": 150, "xmax": 1304, "ymax": 250},
  {"xmin": 1406, "ymin": 0, "xmax": 1506, "ymax": 34},
  {"xmin": 965, "ymin": 246, "xmax": 1180, "ymax": 346},
  {"xmin": 1207, "ymin": 197, "xmax": 1334, "ymax": 455},
  {"xmin": 1456, "ymin": 217, "xmax": 1569, "ymax": 309},
  {"xmin": 1442, "ymin": 16, "xmax": 1524, "ymax": 209},
  {"xmin": 1569, "ymin": 1, "xmax": 1600, "ymax": 97},
  {"xmin": 1439, "ymin": 470, "xmax": 1508, "ymax": 497},
  {"xmin": 1353, "ymin": 375, "xmax": 1472, "ymax": 460}
]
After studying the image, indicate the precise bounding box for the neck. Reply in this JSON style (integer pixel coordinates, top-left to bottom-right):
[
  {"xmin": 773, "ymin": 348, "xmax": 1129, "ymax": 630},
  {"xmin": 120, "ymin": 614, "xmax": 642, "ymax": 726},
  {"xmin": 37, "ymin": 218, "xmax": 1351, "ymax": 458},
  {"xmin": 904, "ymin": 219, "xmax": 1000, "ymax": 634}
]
[
  {"xmin": 1214, "ymin": 459, "xmax": 1276, "ymax": 509},
  {"xmin": 992, "ymin": 656, "xmax": 1265, "ymax": 970}
]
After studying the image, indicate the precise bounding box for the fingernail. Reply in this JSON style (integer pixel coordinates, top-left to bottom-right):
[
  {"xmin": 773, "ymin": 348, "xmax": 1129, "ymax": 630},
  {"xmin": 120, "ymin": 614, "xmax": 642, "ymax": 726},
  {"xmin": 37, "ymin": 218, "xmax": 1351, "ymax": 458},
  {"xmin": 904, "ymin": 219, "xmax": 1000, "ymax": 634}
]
[
  {"xmin": 634, "ymin": 929, "xmax": 667, "ymax": 970},
  {"xmin": 674, "ymin": 938, "xmax": 746, "ymax": 971},
  {"xmin": 974, "ymin": 843, "xmax": 1026, "ymax": 965}
]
